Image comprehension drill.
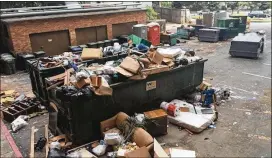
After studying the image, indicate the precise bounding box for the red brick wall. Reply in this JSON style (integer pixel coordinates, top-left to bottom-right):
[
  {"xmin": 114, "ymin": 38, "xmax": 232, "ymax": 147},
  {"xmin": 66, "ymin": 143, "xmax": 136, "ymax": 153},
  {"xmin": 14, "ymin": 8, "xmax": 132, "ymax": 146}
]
[{"xmin": 8, "ymin": 10, "xmax": 146, "ymax": 54}]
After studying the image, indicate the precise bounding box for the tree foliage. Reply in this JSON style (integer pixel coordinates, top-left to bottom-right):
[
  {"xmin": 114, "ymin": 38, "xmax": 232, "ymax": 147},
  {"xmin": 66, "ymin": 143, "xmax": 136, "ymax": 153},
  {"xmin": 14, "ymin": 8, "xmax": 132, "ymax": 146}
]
[{"xmin": 146, "ymin": 6, "xmax": 158, "ymax": 20}]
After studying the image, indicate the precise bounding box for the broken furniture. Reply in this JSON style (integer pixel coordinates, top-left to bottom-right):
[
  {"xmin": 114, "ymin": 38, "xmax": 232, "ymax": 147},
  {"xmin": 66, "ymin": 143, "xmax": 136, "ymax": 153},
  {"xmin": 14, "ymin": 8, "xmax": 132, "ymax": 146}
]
[
  {"xmin": 100, "ymin": 112, "xmax": 154, "ymax": 155},
  {"xmin": 144, "ymin": 109, "xmax": 168, "ymax": 137},
  {"xmin": 1, "ymin": 98, "xmax": 40, "ymax": 122},
  {"xmin": 229, "ymin": 32, "xmax": 265, "ymax": 58},
  {"xmin": 198, "ymin": 28, "xmax": 220, "ymax": 42}
]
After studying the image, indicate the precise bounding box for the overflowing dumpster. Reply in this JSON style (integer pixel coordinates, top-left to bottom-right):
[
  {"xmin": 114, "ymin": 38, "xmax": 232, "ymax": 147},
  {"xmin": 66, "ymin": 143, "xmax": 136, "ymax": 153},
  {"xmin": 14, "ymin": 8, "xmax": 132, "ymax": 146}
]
[{"xmin": 42, "ymin": 45, "xmax": 207, "ymax": 145}]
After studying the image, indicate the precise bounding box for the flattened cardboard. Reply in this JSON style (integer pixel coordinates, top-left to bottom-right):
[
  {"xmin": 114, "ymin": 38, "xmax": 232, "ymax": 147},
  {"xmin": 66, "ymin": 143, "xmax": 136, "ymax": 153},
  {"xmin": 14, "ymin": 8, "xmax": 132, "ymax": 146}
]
[
  {"xmin": 125, "ymin": 147, "xmax": 151, "ymax": 158},
  {"xmin": 162, "ymin": 57, "xmax": 173, "ymax": 63},
  {"xmin": 120, "ymin": 57, "xmax": 140, "ymax": 74},
  {"xmin": 115, "ymin": 66, "xmax": 134, "ymax": 77},
  {"xmin": 142, "ymin": 65, "xmax": 170, "ymax": 76},
  {"xmin": 148, "ymin": 51, "xmax": 164, "ymax": 65},
  {"xmin": 138, "ymin": 58, "xmax": 151, "ymax": 68},
  {"xmin": 81, "ymin": 48, "xmax": 102, "ymax": 60}
]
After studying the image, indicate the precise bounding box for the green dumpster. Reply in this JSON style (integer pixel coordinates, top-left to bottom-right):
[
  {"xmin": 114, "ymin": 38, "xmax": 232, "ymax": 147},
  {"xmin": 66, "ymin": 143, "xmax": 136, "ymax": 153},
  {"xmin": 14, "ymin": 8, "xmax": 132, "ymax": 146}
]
[
  {"xmin": 177, "ymin": 27, "xmax": 195, "ymax": 39},
  {"xmin": 217, "ymin": 18, "xmax": 240, "ymax": 38},
  {"xmin": 160, "ymin": 33, "xmax": 178, "ymax": 46},
  {"xmin": 47, "ymin": 58, "xmax": 208, "ymax": 145},
  {"xmin": 230, "ymin": 15, "xmax": 247, "ymax": 33}
]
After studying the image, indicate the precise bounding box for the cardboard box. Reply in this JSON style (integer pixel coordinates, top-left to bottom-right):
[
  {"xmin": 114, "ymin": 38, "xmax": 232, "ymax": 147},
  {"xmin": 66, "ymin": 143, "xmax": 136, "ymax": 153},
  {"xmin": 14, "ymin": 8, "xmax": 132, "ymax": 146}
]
[
  {"xmin": 148, "ymin": 51, "xmax": 164, "ymax": 65},
  {"xmin": 94, "ymin": 77, "xmax": 113, "ymax": 96},
  {"xmin": 115, "ymin": 66, "xmax": 134, "ymax": 77},
  {"xmin": 72, "ymin": 78, "xmax": 91, "ymax": 89},
  {"xmin": 91, "ymin": 76, "xmax": 102, "ymax": 87},
  {"xmin": 125, "ymin": 147, "xmax": 151, "ymax": 158},
  {"xmin": 120, "ymin": 56, "xmax": 141, "ymax": 74},
  {"xmin": 138, "ymin": 58, "xmax": 151, "ymax": 68},
  {"xmin": 81, "ymin": 48, "xmax": 102, "ymax": 60},
  {"xmin": 199, "ymin": 81, "xmax": 212, "ymax": 91}
]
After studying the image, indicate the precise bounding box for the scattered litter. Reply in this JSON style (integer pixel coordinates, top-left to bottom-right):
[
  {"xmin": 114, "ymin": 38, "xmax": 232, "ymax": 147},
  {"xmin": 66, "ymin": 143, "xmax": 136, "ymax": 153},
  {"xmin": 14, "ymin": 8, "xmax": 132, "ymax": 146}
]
[
  {"xmin": 204, "ymin": 138, "xmax": 209, "ymax": 140},
  {"xmin": 233, "ymin": 122, "xmax": 237, "ymax": 125},
  {"xmin": 170, "ymin": 148, "xmax": 196, "ymax": 158},
  {"xmin": 245, "ymin": 112, "xmax": 251, "ymax": 115},
  {"xmin": 92, "ymin": 144, "xmax": 107, "ymax": 156},
  {"xmin": 11, "ymin": 115, "xmax": 29, "ymax": 132}
]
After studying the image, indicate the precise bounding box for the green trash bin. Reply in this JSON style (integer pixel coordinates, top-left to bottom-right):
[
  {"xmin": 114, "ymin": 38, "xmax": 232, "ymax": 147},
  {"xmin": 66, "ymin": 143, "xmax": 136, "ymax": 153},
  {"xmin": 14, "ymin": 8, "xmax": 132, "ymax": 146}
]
[
  {"xmin": 177, "ymin": 27, "xmax": 195, "ymax": 39},
  {"xmin": 160, "ymin": 33, "xmax": 178, "ymax": 46},
  {"xmin": 217, "ymin": 18, "xmax": 240, "ymax": 38},
  {"xmin": 230, "ymin": 15, "xmax": 247, "ymax": 33}
]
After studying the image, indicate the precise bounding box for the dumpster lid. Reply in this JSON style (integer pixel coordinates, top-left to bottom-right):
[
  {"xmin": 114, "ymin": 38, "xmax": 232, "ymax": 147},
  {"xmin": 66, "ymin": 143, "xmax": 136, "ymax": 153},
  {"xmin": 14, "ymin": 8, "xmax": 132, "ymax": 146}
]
[
  {"xmin": 133, "ymin": 24, "xmax": 147, "ymax": 27},
  {"xmin": 210, "ymin": 27, "xmax": 228, "ymax": 30},
  {"xmin": 232, "ymin": 32, "xmax": 263, "ymax": 42},
  {"xmin": 199, "ymin": 28, "xmax": 220, "ymax": 32}
]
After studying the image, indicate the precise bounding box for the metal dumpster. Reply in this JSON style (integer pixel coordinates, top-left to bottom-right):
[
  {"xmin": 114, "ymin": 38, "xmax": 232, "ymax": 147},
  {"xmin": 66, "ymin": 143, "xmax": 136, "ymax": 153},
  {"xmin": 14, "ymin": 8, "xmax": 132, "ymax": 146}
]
[
  {"xmin": 217, "ymin": 18, "xmax": 240, "ymax": 38},
  {"xmin": 229, "ymin": 15, "xmax": 247, "ymax": 33},
  {"xmin": 160, "ymin": 33, "xmax": 178, "ymax": 46},
  {"xmin": 209, "ymin": 27, "xmax": 229, "ymax": 41},
  {"xmin": 198, "ymin": 29, "xmax": 220, "ymax": 42},
  {"xmin": 176, "ymin": 27, "xmax": 195, "ymax": 39},
  {"xmin": 229, "ymin": 32, "xmax": 264, "ymax": 58},
  {"xmin": 46, "ymin": 59, "xmax": 207, "ymax": 145},
  {"xmin": 190, "ymin": 25, "xmax": 205, "ymax": 36},
  {"xmin": 28, "ymin": 52, "xmax": 130, "ymax": 105}
]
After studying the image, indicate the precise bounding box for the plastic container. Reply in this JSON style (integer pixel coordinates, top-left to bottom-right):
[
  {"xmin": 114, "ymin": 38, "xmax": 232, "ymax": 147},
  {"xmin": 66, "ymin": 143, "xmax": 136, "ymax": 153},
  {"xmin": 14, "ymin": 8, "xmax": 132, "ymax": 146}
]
[
  {"xmin": 48, "ymin": 59, "xmax": 207, "ymax": 144},
  {"xmin": 133, "ymin": 24, "xmax": 148, "ymax": 40},
  {"xmin": 87, "ymin": 42, "xmax": 97, "ymax": 48},
  {"xmin": 33, "ymin": 51, "xmax": 46, "ymax": 58},
  {"xmin": 209, "ymin": 27, "xmax": 228, "ymax": 41},
  {"xmin": 198, "ymin": 29, "xmax": 220, "ymax": 42},
  {"xmin": 96, "ymin": 41, "xmax": 104, "ymax": 48},
  {"xmin": 147, "ymin": 22, "xmax": 160, "ymax": 46},
  {"xmin": 103, "ymin": 40, "xmax": 111, "ymax": 47}
]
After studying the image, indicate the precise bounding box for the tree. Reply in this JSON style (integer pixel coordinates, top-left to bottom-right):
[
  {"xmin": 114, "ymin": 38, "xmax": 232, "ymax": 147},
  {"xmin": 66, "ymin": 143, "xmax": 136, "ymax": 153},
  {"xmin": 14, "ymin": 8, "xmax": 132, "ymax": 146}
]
[
  {"xmin": 226, "ymin": 2, "xmax": 239, "ymax": 13},
  {"xmin": 161, "ymin": 2, "xmax": 172, "ymax": 8},
  {"xmin": 146, "ymin": 6, "xmax": 158, "ymax": 20},
  {"xmin": 221, "ymin": 6, "xmax": 227, "ymax": 10}
]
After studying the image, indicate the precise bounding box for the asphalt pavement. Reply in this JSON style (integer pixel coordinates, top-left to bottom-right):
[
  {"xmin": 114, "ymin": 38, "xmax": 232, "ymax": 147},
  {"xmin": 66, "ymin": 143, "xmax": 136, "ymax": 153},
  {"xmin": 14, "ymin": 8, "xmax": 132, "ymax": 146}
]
[{"xmin": 158, "ymin": 22, "xmax": 271, "ymax": 157}]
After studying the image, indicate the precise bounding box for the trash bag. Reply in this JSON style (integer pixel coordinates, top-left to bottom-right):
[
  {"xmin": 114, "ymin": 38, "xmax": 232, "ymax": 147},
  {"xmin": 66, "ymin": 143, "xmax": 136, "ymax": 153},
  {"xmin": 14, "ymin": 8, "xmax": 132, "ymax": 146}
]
[
  {"xmin": 11, "ymin": 115, "xmax": 29, "ymax": 132},
  {"xmin": 47, "ymin": 148, "xmax": 65, "ymax": 158}
]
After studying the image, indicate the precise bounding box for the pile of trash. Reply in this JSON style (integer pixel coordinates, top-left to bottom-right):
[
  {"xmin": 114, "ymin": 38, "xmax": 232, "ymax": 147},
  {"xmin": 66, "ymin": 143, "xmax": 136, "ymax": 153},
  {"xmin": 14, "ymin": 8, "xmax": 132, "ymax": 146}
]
[
  {"xmin": 159, "ymin": 80, "xmax": 231, "ymax": 133},
  {"xmin": 49, "ymin": 47, "xmax": 203, "ymax": 97}
]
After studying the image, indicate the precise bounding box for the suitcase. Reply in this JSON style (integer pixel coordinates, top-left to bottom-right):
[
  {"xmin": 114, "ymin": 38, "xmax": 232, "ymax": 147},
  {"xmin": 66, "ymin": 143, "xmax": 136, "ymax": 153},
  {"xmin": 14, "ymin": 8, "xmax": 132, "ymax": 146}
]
[{"xmin": 144, "ymin": 109, "xmax": 168, "ymax": 136}]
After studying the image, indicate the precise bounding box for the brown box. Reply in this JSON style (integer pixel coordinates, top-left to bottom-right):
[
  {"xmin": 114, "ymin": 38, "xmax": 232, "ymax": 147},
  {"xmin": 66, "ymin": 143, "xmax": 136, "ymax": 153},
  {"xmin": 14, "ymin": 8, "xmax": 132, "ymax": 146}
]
[
  {"xmin": 120, "ymin": 56, "xmax": 141, "ymax": 74},
  {"xmin": 144, "ymin": 109, "xmax": 168, "ymax": 136},
  {"xmin": 199, "ymin": 81, "xmax": 212, "ymax": 91},
  {"xmin": 72, "ymin": 78, "xmax": 91, "ymax": 89},
  {"xmin": 148, "ymin": 51, "xmax": 164, "ymax": 65},
  {"xmin": 81, "ymin": 48, "xmax": 102, "ymax": 60},
  {"xmin": 91, "ymin": 76, "xmax": 102, "ymax": 87}
]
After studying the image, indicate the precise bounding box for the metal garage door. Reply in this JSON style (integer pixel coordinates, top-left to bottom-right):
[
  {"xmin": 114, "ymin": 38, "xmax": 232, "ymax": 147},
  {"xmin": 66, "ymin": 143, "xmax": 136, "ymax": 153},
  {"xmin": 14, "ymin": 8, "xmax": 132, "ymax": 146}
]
[
  {"xmin": 75, "ymin": 25, "xmax": 107, "ymax": 45},
  {"xmin": 112, "ymin": 21, "xmax": 137, "ymax": 38},
  {"xmin": 29, "ymin": 30, "xmax": 70, "ymax": 56}
]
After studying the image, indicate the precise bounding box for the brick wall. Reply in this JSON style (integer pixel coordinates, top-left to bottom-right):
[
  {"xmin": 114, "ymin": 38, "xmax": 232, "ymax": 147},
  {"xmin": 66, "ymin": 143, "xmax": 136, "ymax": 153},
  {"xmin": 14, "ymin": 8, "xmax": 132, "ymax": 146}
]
[{"xmin": 7, "ymin": 10, "xmax": 146, "ymax": 54}]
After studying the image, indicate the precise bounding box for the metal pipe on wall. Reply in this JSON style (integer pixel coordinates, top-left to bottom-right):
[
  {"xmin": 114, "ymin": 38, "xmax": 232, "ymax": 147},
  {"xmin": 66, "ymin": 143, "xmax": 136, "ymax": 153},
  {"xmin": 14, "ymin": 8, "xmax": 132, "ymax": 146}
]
[{"xmin": 0, "ymin": 6, "xmax": 127, "ymax": 19}]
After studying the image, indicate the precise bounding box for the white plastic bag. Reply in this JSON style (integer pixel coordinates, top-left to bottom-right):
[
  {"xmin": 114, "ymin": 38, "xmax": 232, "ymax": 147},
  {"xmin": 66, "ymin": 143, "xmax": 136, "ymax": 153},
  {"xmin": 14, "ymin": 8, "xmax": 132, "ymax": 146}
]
[
  {"xmin": 11, "ymin": 115, "xmax": 29, "ymax": 132},
  {"xmin": 104, "ymin": 133, "xmax": 122, "ymax": 145},
  {"xmin": 92, "ymin": 145, "xmax": 107, "ymax": 156}
]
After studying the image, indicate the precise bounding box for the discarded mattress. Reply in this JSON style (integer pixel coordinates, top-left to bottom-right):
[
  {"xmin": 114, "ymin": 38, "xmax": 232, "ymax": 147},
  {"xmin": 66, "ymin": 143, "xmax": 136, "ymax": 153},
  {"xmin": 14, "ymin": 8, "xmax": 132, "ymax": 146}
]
[{"xmin": 161, "ymin": 99, "xmax": 216, "ymax": 133}]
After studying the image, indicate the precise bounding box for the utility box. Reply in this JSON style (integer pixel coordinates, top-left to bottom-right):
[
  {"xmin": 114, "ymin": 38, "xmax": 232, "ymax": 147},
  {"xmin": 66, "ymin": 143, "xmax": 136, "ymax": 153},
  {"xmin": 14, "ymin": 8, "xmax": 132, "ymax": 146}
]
[
  {"xmin": 133, "ymin": 24, "xmax": 148, "ymax": 40},
  {"xmin": 198, "ymin": 28, "xmax": 220, "ymax": 42},
  {"xmin": 229, "ymin": 32, "xmax": 265, "ymax": 58}
]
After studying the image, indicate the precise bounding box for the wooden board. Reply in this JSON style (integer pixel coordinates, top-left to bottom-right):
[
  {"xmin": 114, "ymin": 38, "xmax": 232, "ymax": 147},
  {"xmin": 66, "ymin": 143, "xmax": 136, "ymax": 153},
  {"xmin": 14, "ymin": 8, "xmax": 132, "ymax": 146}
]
[
  {"xmin": 154, "ymin": 138, "xmax": 169, "ymax": 158},
  {"xmin": 144, "ymin": 109, "xmax": 167, "ymax": 119},
  {"xmin": 29, "ymin": 126, "xmax": 35, "ymax": 158},
  {"xmin": 45, "ymin": 125, "xmax": 49, "ymax": 158}
]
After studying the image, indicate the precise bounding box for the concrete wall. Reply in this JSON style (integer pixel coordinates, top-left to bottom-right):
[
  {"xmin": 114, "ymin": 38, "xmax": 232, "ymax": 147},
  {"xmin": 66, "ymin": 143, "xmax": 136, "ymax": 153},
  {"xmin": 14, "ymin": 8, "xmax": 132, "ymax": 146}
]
[
  {"xmin": 5, "ymin": 10, "xmax": 146, "ymax": 54},
  {"xmin": 154, "ymin": 7, "xmax": 191, "ymax": 24}
]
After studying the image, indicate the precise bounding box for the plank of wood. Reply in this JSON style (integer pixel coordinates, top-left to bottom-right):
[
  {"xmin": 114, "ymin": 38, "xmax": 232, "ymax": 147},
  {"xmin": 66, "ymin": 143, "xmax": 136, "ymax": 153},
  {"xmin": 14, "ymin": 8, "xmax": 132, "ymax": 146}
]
[
  {"xmin": 154, "ymin": 138, "xmax": 169, "ymax": 158},
  {"xmin": 45, "ymin": 125, "xmax": 49, "ymax": 158},
  {"xmin": 29, "ymin": 126, "xmax": 35, "ymax": 158}
]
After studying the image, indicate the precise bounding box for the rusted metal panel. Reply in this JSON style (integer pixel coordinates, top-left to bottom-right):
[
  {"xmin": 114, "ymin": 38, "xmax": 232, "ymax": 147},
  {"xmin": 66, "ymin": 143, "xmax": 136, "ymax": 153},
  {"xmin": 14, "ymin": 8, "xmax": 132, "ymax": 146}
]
[
  {"xmin": 112, "ymin": 21, "xmax": 137, "ymax": 38},
  {"xmin": 75, "ymin": 27, "xmax": 96, "ymax": 45},
  {"xmin": 29, "ymin": 30, "xmax": 70, "ymax": 56}
]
